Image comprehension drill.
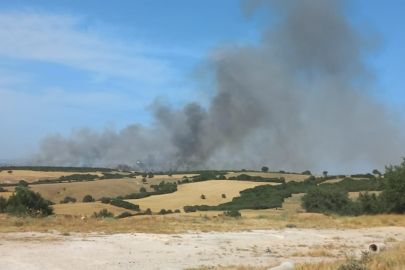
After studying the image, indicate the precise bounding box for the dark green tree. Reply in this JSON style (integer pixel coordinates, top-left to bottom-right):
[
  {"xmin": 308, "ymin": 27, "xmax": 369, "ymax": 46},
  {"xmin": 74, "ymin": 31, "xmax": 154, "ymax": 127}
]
[
  {"xmin": 139, "ymin": 187, "xmax": 147, "ymax": 193},
  {"xmin": 5, "ymin": 187, "xmax": 53, "ymax": 216},
  {"xmin": 301, "ymin": 188, "xmax": 350, "ymax": 214},
  {"xmin": 261, "ymin": 166, "xmax": 269, "ymax": 172},
  {"xmin": 18, "ymin": 180, "xmax": 29, "ymax": 187},
  {"xmin": 323, "ymin": 171, "xmax": 328, "ymax": 177},
  {"xmin": 379, "ymin": 159, "xmax": 405, "ymax": 213},
  {"xmin": 82, "ymin": 195, "xmax": 94, "ymax": 203}
]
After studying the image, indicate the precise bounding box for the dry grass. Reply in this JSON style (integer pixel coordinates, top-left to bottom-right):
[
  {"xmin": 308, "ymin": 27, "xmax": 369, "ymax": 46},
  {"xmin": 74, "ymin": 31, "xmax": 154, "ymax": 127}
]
[
  {"xmin": 225, "ymin": 172, "xmax": 309, "ymax": 182},
  {"xmin": 188, "ymin": 242, "xmax": 405, "ymax": 270},
  {"xmin": 0, "ymin": 170, "xmax": 104, "ymax": 184},
  {"xmin": 125, "ymin": 180, "xmax": 271, "ymax": 212},
  {"xmin": 291, "ymin": 249, "xmax": 335, "ymax": 257},
  {"xmin": 1, "ymin": 212, "xmax": 405, "ymax": 234},
  {"xmin": 52, "ymin": 201, "xmax": 139, "ymax": 216},
  {"xmin": 0, "ymin": 191, "xmax": 14, "ymax": 199}
]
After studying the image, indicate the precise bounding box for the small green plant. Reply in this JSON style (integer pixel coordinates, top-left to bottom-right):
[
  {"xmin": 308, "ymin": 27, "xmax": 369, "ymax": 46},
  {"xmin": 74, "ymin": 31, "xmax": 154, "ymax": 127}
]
[
  {"xmin": 92, "ymin": 209, "xmax": 114, "ymax": 218},
  {"xmin": 201, "ymin": 194, "xmax": 206, "ymax": 199},
  {"xmin": 224, "ymin": 209, "xmax": 241, "ymax": 218},
  {"xmin": 221, "ymin": 194, "xmax": 226, "ymax": 198},
  {"xmin": 286, "ymin": 223, "xmax": 296, "ymax": 228},
  {"xmin": 338, "ymin": 252, "xmax": 370, "ymax": 270}
]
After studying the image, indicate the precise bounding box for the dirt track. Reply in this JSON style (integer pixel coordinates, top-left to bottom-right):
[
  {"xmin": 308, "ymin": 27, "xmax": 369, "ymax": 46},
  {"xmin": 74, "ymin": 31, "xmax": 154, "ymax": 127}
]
[{"xmin": 1, "ymin": 227, "xmax": 404, "ymax": 270}]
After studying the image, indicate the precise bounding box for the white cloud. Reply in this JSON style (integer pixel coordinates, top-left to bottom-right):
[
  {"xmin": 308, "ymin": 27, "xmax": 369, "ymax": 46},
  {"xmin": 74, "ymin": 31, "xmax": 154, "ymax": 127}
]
[{"xmin": 0, "ymin": 10, "xmax": 190, "ymax": 84}]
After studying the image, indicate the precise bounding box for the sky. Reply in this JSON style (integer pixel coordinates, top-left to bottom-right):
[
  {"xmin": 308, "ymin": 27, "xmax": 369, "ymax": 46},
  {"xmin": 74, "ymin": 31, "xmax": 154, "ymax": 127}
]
[{"xmin": 0, "ymin": 0, "xmax": 404, "ymax": 169}]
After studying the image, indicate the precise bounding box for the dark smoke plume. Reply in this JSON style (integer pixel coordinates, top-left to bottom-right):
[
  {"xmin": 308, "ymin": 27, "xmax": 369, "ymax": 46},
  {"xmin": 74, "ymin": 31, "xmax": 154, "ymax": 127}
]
[{"xmin": 32, "ymin": 0, "xmax": 405, "ymax": 173}]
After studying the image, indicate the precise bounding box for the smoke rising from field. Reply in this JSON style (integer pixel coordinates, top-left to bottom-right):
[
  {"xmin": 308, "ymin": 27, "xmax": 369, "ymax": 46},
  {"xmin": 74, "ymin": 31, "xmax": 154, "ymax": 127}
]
[{"xmin": 33, "ymin": 0, "xmax": 405, "ymax": 173}]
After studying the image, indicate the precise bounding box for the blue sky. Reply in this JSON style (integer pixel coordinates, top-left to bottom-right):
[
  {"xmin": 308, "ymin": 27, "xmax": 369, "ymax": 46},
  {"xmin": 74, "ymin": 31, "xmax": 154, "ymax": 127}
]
[{"xmin": 0, "ymin": 0, "xmax": 404, "ymax": 161}]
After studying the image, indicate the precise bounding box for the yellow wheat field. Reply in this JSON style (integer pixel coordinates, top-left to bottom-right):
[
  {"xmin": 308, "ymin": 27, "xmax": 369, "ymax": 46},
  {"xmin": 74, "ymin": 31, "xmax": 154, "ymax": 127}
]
[{"xmin": 125, "ymin": 180, "xmax": 274, "ymax": 212}]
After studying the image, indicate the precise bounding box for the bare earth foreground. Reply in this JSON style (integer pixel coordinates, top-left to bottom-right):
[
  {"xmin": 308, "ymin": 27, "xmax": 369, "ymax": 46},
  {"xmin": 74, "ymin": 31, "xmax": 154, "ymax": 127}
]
[{"xmin": 1, "ymin": 227, "xmax": 404, "ymax": 270}]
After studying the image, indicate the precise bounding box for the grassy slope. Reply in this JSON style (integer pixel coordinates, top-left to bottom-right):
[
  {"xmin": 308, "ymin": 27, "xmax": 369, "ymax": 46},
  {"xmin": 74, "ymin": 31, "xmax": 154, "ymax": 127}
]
[
  {"xmin": 52, "ymin": 201, "xmax": 138, "ymax": 216},
  {"xmin": 125, "ymin": 180, "xmax": 274, "ymax": 212},
  {"xmin": 0, "ymin": 170, "xmax": 104, "ymax": 184}
]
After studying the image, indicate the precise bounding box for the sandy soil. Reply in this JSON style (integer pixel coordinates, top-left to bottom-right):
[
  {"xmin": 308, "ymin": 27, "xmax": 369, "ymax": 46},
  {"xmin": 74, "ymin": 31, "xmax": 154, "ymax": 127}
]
[{"xmin": 1, "ymin": 227, "xmax": 404, "ymax": 270}]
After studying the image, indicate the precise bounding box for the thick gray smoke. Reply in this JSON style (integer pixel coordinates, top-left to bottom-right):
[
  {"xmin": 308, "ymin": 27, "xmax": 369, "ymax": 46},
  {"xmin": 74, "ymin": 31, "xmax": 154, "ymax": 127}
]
[{"xmin": 32, "ymin": 0, "xmax": 405, "ymax": 173}]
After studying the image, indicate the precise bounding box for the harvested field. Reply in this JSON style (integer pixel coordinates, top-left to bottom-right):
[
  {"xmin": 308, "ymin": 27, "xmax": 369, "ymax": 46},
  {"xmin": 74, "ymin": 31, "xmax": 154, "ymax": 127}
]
[
  {"xmin": 29, "ymin": 176, "xmax": 182, "ymax": 203},
  {"xmin": 125, "ymin": 180, "xmax": 272, "ymax": 212},
  {"xmin": 0, "ymin": 170, "xmax": 104, "ymax": 184},
  {"xmin": 0, "ymin": 191, "xmax": 14, "ymax": 199}
]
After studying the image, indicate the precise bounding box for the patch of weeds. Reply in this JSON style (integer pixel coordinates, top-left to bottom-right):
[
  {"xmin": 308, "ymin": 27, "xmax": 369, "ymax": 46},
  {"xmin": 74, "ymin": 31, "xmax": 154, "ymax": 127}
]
[
  {"xmin": 201, "ymin": 215, "xmax": 210, "ymax": 221},
  {"xmin": 276, "ymin": 212, "xmax": 289, "ymax": 221},
  {"xmin": 256, "ymin": 215, "xmax": 268, "ymax": 219},
  {"xmin": 12, "ymin": 219, "xmax": 24, "ymax": 227},
  {"xmin": 338, "ymin": 251, "xmax": 370, "ymax": 270},
  {"xmin": 286, "ymin": 223, "xmax": 296, "ymax": 228},
  {"xmin": 386, "ymin": 237, "xmax": 397, "ymax": 242},
  {"xmin": 61, "ymin": 232, "xmax": 70, "ymax": 236}
]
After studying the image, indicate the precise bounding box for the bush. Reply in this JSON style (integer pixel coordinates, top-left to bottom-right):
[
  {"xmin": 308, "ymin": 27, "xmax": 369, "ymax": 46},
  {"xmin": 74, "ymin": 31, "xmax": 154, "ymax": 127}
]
[
  {"xmin": 301, "ymin": 188, "xmax": 351, "ymax": 215},
  {"xmin": 144, "ymin": 208, "xmax": 152, "ymax": 215},
  {"xmin": 139, "ymin": 187, "xmax": 147, "ymax": 193},
  {"xmin": 142, "ymin": 173, "xmax": 147, "ymax": 178},
  {"xmin": 183, "ymin": 205, "xmax": 196, "ymax": 213},
  {"xmin": 158, "ymin": 209, "xmax": 167, "ymax": 215},
  {"xmin": 222, "ymin": 194, "xmax": 226, "ymax": 198},
  {"xmin": 7, "ymin": 170, "xmax": 12, "ymax": 174},
  {"xmin": 261, "ymin": 166, "xmax": 269, "ymax": 172},
  {"xmin": 0, "ymin": 187, "xmax": 7, "ymax": 192},
  {"xmin": 100, "ymin": 197, "xmax": 111, "ymax": 204},
  {"xmin": 217, "ymin": 175, "xmax": 227, "ymax": 180},
  {"xmin": 18, "ymin": 180, "xmax": 28, "ymax": 187},
  {"xmin": 302, "ymin": 170, "xmax": 312, "ymax": 175},
  {"xmin": 1, "ymin": 187, "xmax": 53, "ymax": 216},
  {"xmin": 92, "ymin": 209, "xmax": 114, "ymax": 218},
  {"xmin": 60, "ymin": 196, "xmax": 77, "ymax": 204},
  {"xmin": 142, "ymin": 178, "xmax": 147, "ymax": 183},
  {"xmin": 174, "ymin": 209, "xmax": 181, "ymax": 213},
  {"xmin": 116, "ymin": 212, "xmax": 134, "ymax": 219},
  {"xmin": 148, "ymin": 172, "xmax": 154, "ymax": 178},
  {"xmin": 110, "ymin": 199, "xmax": 140, "ymax": 211},
  {"xmin": 224, "ymin": 209, "xmax": 241, "ymax": 218},
  {"xmin": 201, "ymin": 194, "xmax": 206, "ymax": 199},
  {"xmin": 82, "ymin": 195, "xmax": 94, "ymax": 203}
]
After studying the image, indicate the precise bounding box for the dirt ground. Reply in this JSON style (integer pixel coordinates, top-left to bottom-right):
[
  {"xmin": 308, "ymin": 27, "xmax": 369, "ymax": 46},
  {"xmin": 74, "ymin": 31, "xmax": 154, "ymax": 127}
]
[{"xmin": 1, "ymin": 227, "xmax": 404, "ymax": 270}]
